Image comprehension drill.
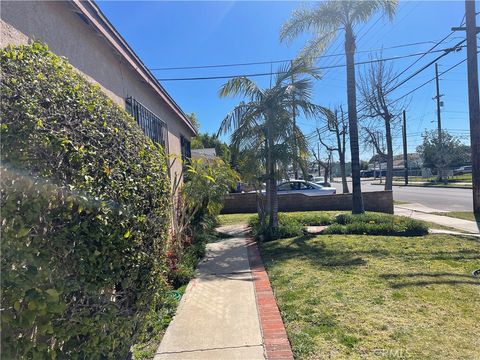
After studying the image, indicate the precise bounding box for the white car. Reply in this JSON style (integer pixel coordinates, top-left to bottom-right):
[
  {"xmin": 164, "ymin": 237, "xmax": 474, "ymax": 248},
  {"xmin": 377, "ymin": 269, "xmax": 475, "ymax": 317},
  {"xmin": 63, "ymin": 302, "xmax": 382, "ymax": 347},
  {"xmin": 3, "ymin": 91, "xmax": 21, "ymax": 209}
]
[
  {"xmin": 312, "ymin": 176, "xmax": 331, "ymax": 187},
  {"xmin": 277, "ymin": 180, "xmax": 336, "ymax": 196}
]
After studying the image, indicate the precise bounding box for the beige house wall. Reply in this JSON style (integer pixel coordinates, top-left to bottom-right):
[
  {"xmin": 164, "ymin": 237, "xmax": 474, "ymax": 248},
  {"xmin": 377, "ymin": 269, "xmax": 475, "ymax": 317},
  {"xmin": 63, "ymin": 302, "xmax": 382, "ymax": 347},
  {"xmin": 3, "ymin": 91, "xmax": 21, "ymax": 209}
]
[{"xmin": 1, "ymin": 1, "xmax": 194, "ymax": 179}]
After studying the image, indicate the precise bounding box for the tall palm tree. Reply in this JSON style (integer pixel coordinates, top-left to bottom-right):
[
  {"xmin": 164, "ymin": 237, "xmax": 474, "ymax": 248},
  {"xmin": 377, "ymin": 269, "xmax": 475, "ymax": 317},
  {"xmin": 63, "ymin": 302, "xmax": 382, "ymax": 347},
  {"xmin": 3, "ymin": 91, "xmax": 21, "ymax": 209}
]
[
  {"xmin": 280, "ymin": 0, "xmax": 397, "ymax": 214},
  {"xmin": 218, "ymin": 61, "xmax": 319, "ymax": 233}
]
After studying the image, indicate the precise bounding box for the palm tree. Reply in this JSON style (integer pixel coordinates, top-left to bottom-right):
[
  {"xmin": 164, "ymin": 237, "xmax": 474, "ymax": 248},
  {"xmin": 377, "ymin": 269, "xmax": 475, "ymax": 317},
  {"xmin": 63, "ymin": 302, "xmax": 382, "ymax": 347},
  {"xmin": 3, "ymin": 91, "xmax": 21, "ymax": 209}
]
[
  {"xmin": 280, "ymin": 0, "xmax": 397, "ymax": 214},
  {"xmin": 218, "ymin": 61, "xmax": 319, "ymax": 234}
]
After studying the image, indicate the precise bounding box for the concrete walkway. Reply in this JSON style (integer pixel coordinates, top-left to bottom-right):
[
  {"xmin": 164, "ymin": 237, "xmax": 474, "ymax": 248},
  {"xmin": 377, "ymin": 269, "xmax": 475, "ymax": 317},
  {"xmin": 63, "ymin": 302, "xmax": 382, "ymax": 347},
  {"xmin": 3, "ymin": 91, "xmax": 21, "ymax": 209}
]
[
  {"xmin": 154, "ymin": 225, "xmax": 265, "ymax": 359},
  {"xmin": 395, "ymin": 204, "xmax": 479, "ymax": 234}
]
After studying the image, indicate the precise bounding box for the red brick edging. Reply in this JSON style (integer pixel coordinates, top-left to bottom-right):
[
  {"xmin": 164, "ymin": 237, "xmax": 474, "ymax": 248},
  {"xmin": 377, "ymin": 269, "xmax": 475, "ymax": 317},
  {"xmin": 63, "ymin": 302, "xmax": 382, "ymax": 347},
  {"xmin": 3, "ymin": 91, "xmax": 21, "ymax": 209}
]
[{"xmin": 246, "ymin": 237, "xmax": 294, "ymax": 360}]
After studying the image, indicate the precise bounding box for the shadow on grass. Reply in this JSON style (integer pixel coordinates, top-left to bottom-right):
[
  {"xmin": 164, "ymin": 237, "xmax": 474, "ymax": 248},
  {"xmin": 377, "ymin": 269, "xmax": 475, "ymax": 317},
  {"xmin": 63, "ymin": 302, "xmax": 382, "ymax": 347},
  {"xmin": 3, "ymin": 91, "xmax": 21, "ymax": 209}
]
[
  {"xmin": 262, "ymin": 234, "xmax": 367, "ymax": 269},
  {"xmin": 390, "ymin": 280, "xmax": 479, "ymax": 288},
  {"xmin": 380, "ymin": 272, "xmax": 480, "ymax": 288}
]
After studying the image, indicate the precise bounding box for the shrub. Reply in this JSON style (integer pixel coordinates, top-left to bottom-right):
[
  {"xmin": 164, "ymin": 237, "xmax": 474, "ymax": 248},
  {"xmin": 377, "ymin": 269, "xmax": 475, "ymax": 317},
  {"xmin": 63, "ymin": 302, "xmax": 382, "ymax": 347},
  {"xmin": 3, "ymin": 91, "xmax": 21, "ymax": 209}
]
[
  {"xmin": 249, "ymin": 213, "xmax": 304, "ymax": 240},
  {"xmin": 324, "ymin": 213, "xmax": 429, "ymax": 236},
  {"xmin": 1, "ymin": 43, "xmax": 172, "ymax": 358},
  {"xmin": 289, "ymin": 212, "xmax": 333, "ymax": 226}
]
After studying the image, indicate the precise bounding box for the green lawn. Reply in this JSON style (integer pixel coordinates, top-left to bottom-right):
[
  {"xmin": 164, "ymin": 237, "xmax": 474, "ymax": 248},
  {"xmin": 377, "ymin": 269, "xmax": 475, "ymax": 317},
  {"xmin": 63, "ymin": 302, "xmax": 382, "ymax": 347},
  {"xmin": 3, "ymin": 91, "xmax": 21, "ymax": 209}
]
[
  {"xmin": 218, "ymin": 211, "xmax": 346, "ymax": 227},
  {"xmin": 433, "ymin": 211, "xmax": 478, "ymax": 222},
  {"xmin": 218, "ymin": 213, "xmax": 254, "ymax": 226},
  {"xmin": 393, "ymin": 174, "xmax": 472, "ymax": 183},
  {"xmin": 393, "ymin": 200, "xmax": 411, "ymax": 205},
  {"xmin": 260, "ymin": 233, "xmax": 480, "ymax": 359}
]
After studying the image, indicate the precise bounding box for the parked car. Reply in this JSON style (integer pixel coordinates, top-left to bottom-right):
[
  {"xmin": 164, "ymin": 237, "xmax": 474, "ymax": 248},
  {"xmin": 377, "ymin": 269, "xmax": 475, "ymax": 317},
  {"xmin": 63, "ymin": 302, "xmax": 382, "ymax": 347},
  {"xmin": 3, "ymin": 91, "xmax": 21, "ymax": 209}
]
[
  {"xmin": 312, "ymin": 176, "xmax": 331, "ymax": 187},
  {"xmin": 453, "ymin": 165, "xmax": 472, "ymax": 175},
  {"xmin": 276, "ymin": 180, "xmax": 336, "ymax": 196}
]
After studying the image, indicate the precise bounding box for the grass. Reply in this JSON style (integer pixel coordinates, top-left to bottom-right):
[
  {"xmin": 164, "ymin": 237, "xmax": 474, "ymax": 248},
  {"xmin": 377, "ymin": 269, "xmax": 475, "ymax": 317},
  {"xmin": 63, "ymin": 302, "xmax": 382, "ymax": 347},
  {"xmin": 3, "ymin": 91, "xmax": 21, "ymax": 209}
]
[
  {"xmin": 218, "ymin": 211, "xmax": 349, "ymax": 227},
  {"xmin": 218, "ymin": 210, "xmax": 466, "ymax": 235},
  {"xmin": 393, "ymin": 200, "xmax": 411, "ymax": 205},
  {"xmin": 432, "ymin": 211, "xmax": 477, "ymax": 222},
  {"xmin": 218, "ymin": 213, "xmax": 254, "ymax": 226},
  {"xmin": 260, "ymin": 233, "xmax": 480, "ymax": 359},
  {"xmin": 393, "ymin": 174, "xmax": 472, "ymax": 183}
]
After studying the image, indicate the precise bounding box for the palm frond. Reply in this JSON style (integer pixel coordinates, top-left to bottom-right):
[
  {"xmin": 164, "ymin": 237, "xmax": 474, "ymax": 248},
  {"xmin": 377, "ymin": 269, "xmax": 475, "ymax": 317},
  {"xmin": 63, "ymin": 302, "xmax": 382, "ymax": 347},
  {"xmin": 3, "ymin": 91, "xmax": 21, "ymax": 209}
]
[
  {"xmin": 218, "ymin": 76, "xmax": 264, "ymax": 101},
  {"xmin": 217, "ymin": 102, "xmax": 259, "ymax": 136},
  {"xmin": 351, "ymin": 0, "xmax": 398, "ymax": 24}
]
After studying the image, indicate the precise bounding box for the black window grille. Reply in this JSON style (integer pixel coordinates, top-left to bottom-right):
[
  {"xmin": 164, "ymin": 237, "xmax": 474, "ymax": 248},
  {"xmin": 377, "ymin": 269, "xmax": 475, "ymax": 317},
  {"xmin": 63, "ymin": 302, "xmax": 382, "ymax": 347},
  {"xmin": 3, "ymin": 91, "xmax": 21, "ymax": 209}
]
[
  {"xmin": 180, "ymin": 135, "xmax": 191, "ymax": 162},
  {"xmin": 126, "ymin": 97, "xmax": 168, "ymax": 151}
]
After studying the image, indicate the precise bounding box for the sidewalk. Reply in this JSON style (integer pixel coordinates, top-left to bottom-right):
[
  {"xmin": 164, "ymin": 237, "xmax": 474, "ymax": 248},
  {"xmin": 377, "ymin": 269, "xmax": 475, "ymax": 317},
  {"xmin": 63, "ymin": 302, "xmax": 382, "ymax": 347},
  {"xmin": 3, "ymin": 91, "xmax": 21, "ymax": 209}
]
[
  {"xmin": 154, "ymin": 225, "xmax": 293, "ymax": 360},
  {"xmin": 371, "ymin": 181, "xmax": 472, "ymax": 189},
  {"xmin": 395, "ymin": 204, "xmax": 479, "ymax": 234}
]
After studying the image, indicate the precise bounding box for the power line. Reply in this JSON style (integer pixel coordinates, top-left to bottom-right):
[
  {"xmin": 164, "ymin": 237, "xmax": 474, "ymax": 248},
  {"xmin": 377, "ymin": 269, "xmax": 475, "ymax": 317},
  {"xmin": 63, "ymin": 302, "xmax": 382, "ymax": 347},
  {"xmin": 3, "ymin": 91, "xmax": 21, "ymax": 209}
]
[
  {"xmin": 391, "ymin": 56, "xmax": 470, "ymax": 105},
  {"xmin": 389, "ymin": 31, "xmax": 456, "ymax": 85},
  {"xmin": 156, "ymin": 45, "xmax": 465, "ymax": 81},
  {"xmin": 150, "ymin": 40, "xmax": 441, "ymax": 71}
]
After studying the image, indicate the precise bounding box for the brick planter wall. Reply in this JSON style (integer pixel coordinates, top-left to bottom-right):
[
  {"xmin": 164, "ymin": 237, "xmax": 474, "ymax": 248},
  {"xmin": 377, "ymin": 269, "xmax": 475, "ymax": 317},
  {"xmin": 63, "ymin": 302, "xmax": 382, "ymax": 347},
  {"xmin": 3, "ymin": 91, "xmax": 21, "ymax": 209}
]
[{"xmin": 221, "ymin": 190, "xmax": 393, "ymax": 214}]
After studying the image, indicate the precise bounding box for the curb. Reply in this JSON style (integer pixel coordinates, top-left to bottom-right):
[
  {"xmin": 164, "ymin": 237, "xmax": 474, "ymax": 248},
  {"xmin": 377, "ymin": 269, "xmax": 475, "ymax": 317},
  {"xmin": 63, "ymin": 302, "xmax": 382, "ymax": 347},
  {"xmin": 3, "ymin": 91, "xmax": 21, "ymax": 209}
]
[
  {"xmin": 246, "ymin": 237, "xmax": 294, "ymax": 360},
  {"xmin": 370, "ymin": 182, "xmax": 472, "ymax": 190}
]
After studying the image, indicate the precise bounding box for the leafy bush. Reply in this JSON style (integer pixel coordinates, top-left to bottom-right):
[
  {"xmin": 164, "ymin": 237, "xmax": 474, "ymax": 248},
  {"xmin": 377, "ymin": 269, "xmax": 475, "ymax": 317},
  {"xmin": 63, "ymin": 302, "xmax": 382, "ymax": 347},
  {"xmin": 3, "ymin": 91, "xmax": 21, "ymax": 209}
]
[
  {"xmin": 248, "ymin": 211, "xmax": 428, "ymax": 239},
  {"xmin": 249, "ymin": 213, "xmax": 304, "ymax": 240},
  {"xmin": 289, "ymin": 212, "xmax": 333, "ymax": 226},
  {"xmin": 1, "ymin": 43, "xmax": 172, "ymax": 358},
  {"xmin": 323, "ymin": 213, "xmax": 429, "ymax": 236}
]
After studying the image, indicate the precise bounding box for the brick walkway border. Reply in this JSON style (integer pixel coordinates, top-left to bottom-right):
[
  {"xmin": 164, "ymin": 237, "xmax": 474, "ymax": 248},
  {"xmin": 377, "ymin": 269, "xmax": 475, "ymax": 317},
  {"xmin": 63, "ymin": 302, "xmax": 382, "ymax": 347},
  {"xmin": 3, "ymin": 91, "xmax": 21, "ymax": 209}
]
[{"xmin": 246, "ymin": 237, "xmax": 294, "ymax": 360}]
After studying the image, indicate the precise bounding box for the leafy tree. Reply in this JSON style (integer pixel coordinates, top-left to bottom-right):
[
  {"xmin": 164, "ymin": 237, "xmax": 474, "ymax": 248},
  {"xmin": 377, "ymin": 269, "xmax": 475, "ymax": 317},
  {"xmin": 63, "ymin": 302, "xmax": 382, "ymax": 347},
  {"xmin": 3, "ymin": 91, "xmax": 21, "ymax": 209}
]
[
  {"xmin": 280, "ymin": 0, "xmax": 398, "ymax": 213},
  {"xmin": 417, "ymin": 130, "xmax": 471, "ymax": 176},
  {"xmin": 360, "ymin": 160, "xmax": 370, "ymax": 171},
  {"xmin": 218, "ymin": 61, "xmax": 320, "ymax": 236},
  {"xmin": 187, "ymin": 112, "xmax": 200, "ymax": 132},
  {"xmin": 191, "ymin": 132, "xmax": 231, "ymax": 163}
]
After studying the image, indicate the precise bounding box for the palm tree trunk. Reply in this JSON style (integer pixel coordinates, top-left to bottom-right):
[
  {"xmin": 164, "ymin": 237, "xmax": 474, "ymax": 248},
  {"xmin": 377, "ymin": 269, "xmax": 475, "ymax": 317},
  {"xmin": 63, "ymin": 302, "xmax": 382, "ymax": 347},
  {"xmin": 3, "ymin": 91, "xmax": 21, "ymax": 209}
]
[
  {"xmin": 385, "ymin": 116, "xmax": 393, "ymax": 191},
  {"xmin": 345, "ymin": 24, "xmax": 364, "ymax": 214},
  {"xmin": 264, "ymin": 135, "xmax": 271, "ymax": 226},
  {"xmin": 267, "ymin": 142, "xmax": 278, "ymax": 231}
]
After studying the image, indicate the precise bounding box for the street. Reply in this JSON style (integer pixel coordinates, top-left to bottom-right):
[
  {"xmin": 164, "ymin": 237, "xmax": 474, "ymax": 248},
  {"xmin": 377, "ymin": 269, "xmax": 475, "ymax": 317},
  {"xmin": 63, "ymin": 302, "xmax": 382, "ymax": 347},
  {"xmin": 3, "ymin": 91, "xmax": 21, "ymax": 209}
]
[{"xmin": 332, "ymin": 179, "xmax": 474, "ymax": 212}]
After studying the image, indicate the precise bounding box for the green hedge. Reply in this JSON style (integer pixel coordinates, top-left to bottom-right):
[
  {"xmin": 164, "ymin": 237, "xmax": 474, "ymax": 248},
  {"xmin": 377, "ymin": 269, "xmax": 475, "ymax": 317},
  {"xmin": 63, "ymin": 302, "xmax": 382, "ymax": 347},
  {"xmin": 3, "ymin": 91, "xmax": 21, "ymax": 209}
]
[
  {"xmin": 249, "ymin": 212, "xmax": 429, "ymax": 240},
  {"xmin": 249, "ymin": 213, "xmax": 304, "ymax": 240},
  {"xmin": 323, "ymin": 213, "xmax": 429, "ymax": 236},
  {"xmin": 1, "ymin": 43, "xmax": 172, "ymax": 358}
]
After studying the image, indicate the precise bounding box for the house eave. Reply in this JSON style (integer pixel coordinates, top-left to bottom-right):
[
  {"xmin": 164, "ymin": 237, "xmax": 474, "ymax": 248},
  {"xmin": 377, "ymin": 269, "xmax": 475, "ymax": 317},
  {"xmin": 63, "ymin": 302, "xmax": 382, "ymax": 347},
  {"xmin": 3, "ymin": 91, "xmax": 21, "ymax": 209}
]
[{"xmin": 70, "ymin": 0, "xmax": 197, "ymax": 136}]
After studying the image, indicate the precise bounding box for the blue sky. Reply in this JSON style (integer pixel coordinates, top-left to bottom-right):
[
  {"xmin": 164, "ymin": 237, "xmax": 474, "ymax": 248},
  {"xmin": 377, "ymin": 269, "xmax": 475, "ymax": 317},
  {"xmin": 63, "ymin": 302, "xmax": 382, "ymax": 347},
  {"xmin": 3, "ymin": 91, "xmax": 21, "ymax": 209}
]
[{"xmin": 98, "ymin": 1, "xmax": 473, "ymax": 161}]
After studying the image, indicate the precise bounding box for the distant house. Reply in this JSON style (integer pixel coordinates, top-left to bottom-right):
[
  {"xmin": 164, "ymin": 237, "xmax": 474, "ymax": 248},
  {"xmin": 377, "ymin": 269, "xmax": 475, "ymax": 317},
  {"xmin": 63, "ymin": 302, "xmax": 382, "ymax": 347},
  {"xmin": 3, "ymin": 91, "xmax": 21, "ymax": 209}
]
[
  {"xmin": 0, "ymin": 0, "xmax": 196, "ymax": 179},
  {"xmin": 191, "ymin": 148, "xmax": 218, "ymax": 161}
]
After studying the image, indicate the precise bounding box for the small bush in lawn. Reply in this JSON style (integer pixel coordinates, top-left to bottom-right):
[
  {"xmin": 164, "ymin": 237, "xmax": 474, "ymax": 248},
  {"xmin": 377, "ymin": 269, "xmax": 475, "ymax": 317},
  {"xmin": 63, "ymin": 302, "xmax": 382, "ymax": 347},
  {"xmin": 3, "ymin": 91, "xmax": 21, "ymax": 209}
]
[
  {"xmin": 290, "ymin": 212, "xmax": 334, "ymax": 226},
  {"xmin": 324, "ymin": 213, "xmax": 429, "ymax": 236},
  {"xmin": 249, "ymin": 213, "xmax": 304, "ymax": 240}
]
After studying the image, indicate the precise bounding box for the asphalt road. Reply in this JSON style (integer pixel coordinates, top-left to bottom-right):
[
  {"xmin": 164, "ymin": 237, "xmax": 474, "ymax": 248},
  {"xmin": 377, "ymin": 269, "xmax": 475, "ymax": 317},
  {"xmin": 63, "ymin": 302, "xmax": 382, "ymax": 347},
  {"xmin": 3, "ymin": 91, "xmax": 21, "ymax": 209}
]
[{"xmin": 331, "ymin": 179, "xmax": 473, "ymax": 212}]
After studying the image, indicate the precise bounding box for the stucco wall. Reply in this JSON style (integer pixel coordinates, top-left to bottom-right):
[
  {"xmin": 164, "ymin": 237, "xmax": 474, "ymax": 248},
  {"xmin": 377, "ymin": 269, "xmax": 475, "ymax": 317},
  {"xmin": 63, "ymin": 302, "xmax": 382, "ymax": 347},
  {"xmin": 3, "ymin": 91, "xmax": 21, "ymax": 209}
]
[{"xmin": 1, "ymin": 1, "xmax": 192, "ymax": 178}]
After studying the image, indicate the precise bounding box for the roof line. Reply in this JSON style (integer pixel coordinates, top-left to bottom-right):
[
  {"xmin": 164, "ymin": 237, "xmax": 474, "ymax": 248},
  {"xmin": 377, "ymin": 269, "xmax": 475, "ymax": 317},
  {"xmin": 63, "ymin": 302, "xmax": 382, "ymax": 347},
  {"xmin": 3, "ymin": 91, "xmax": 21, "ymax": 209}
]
[{"xmin": 70, "ymin": 0, "xmax": 197, "ymax": 135}]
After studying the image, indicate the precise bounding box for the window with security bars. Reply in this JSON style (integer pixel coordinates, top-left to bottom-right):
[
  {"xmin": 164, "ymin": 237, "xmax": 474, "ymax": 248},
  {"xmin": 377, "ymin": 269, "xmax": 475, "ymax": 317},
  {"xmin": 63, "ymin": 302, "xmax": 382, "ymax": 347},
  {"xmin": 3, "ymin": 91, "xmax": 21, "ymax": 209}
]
[
  {"xmin": 180, "ymin": 135, "xmax": 191, "ymax": 162},
  {"xmin": 125, "ymin": 97, "xmax": 168, "ymax": 151}
]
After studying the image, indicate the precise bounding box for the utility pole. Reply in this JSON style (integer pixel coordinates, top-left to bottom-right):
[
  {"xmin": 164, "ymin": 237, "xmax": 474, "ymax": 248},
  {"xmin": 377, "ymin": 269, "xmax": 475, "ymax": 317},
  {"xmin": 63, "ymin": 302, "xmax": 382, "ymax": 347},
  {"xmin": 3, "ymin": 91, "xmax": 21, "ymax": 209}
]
[
  {"xmin": 291, "ymin": 60, "xmax": 298, "ymax": 179},
  {"xmin": 402, "ymin": 110, "xmax": 409, "ymax": 185},
  {"xmin": 452, "ymin": 1, "xmax": 480, "ymax": 213},
  {"xmin": 434, "ymin": 63, "xmax": 443, "ymax": 141},
  {"xmin": 465, "ymin": 0, "xmax": 480, "ymax": 214},
  {"xmin": 434, "ymin": 62, "xmax": 444, "ymax": 180}
]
